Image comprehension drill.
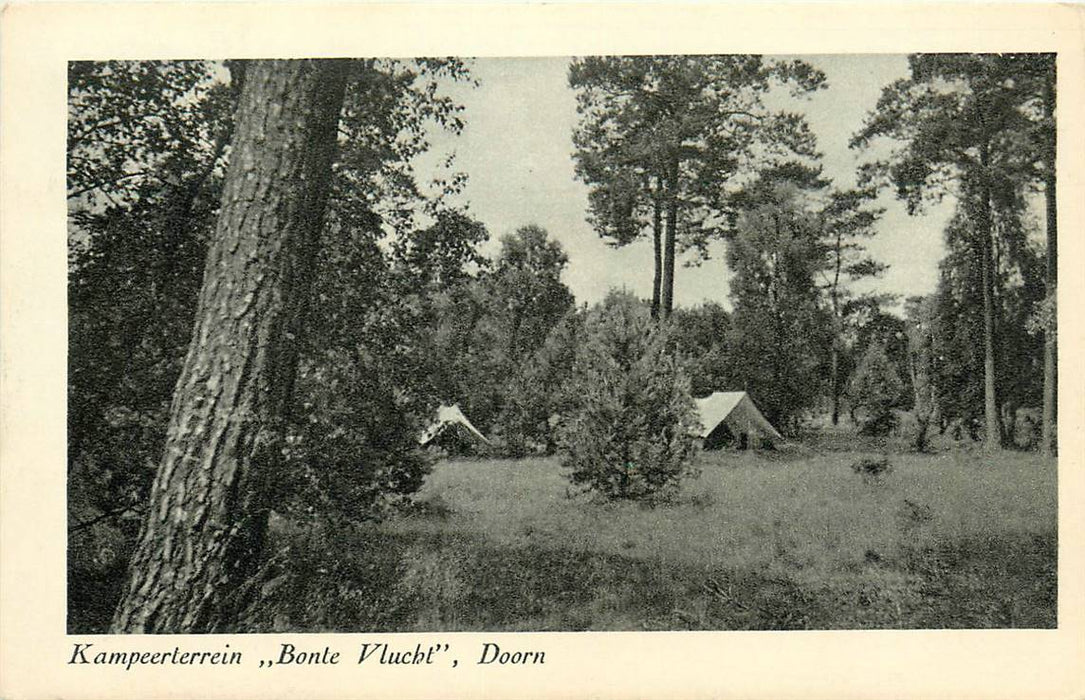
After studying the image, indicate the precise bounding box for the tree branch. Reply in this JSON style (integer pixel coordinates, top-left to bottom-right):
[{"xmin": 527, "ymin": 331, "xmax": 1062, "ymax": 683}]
[
  {"xmin": 69, "ymin": 506, "xmax": 144, "ymax": 534},
  {"xmin": 67, "ymin": 171, "xmax": 163, "ymax": 200}
]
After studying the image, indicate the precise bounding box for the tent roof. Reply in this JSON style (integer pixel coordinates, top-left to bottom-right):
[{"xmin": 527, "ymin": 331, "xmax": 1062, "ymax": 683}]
[
  {"xmin": 694, "ymin": 391, "xmax": 782, "ymax": 441},
  {"xmin": 418, "ymin": 404, "xmax": 491, "ymax": 445}
]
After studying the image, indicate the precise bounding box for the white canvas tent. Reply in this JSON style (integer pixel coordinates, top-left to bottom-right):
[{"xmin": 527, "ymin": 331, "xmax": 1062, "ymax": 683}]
[
  {"xmin": 694, "ymin": 391, "xmax": 782, "ymax": 449},
  {"xmin": 418, "ymin": 404, "xmax": 491, "ymax": 447}
]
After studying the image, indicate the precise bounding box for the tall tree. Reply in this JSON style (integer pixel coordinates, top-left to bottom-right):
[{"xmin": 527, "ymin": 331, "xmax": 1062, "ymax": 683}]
[
  {"xmin": 68, "ymin": 58, "xmax": 473, "ymax": 549},
  {"xmin": 723, "ymin": 165, "xmax": 833, "ymax": 430},
  {"xmin": 852, "ymin": 54, "xmax": 1046, "ymax": 451},
  {"xmin": 111, "ymin": 60, "xmax": 350, "ymax": 633},
  {"xmin": 816, "ymin": 188, "xmax": 885, "ymax": 425},
  {"xmin": 928, "ymin": 201, "xmax": 1043, "ymax": 443},
  {"xmin": 488, "ymin": 228, "xmax": 576, "ymax": 454},
  {"xmin": 475, "ymin": 226, "xmax": 575, "ymax": 447},
  {"xmin": 569, "ymin": 56, "xmax": 825, "ymax": 318},
  {"xmin": 487, "ymin": 225, "xmax": 575, "ymax": 367},
  {"xmin": 1019, "ymin": 54, "xmax": 1058, "ymax": 456},
  {"xmin": 981, "ymin": 54, "xmax": 1057, "ymax": 411},
  {"xmin": 409, "ymin": 224, "xmax": 574, "ymax": 447},
  {"xmin": 387, "ymin": 212, "xmax": 494, "ymax": 422},
  {"xmin": 929, "ymin": 226, "xmax": 987, "ymax": 438},
  {"xmin": 1041, "ymin": 60, "xmax": 1057, "ymax": 456}
]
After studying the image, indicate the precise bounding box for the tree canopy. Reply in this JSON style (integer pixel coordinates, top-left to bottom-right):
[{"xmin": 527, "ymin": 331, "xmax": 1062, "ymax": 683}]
[
  {"xmin": 852, "ymin": 53, "xmax": 1054, "ymax": 450},
  {"xmin": 569, "ymin": 55, "xmax": 825, "ymax": 317}
]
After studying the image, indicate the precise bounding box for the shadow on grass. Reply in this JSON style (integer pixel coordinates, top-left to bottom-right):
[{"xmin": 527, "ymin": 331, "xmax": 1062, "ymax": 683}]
[
  {"xmin": 234, "ymin": 526, "xmax": 1056, "ymax": 632},
  {"xmin": 899, "ymin": 533, "xmax": 1056, "ymax": 629},
  {"xmin": 68, "ymin": 526, "xmax": 1055, "ymax": 633}
]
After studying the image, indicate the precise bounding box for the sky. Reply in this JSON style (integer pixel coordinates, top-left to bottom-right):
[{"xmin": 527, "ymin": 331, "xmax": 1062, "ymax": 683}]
[{"xmin": 417, "ymin": 55, "xmax": 956, "ymax": 310}]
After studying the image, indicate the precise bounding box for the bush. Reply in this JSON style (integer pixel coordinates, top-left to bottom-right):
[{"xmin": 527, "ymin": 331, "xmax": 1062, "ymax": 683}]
[
  {"xmin": 557, "ymin": 291, "xmax": 700, "ymax": 500},
  {"xmin": 848, "ymin": 343, "xmax": 904, "ymax": 436},
  {"xmin": 276, "ymin": 349, "xmax": 434, "ymax": 525},
  {"xmin": 495, "ymin": 311, "xmax": 584, "ymax": 457},
  {"xmin": 851, "ymin": 456, "xmax": 891, "ymax": 477},
  {"xmin": 493, "ymin": 370, "xmax": 543, "ymax": 458}
]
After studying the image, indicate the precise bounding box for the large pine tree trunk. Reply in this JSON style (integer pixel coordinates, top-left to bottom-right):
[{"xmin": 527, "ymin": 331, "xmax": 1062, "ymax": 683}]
[
  {"xmin": 1042, "ymin": 66, "xmax": 1058, "ymax": 457},
  {"xmin": 111, "ymin": 59, "xmax": 349, "ymax": 633}
]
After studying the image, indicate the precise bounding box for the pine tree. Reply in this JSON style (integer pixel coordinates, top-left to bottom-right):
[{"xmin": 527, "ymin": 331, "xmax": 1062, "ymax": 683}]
[
  {"xmin": 853, "ymin": 53, "xmax": 1052, "ymax": 451},
  {"xmin": 111, "ymin": 60, "xmax": 350, "ymax": 633},
  {"xmin": 569, "ymin": 56, "xmax": 824, "ymax": 318},
  {"xmin": 558, "ymin": 292, "xmax": 699, "ymax": 500},
  {"xmin": 848, "ymin": 343, "xmax": 905, "ymax": 436}
]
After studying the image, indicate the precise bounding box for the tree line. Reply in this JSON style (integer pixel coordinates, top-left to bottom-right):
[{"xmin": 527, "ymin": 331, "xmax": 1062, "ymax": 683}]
[{"xmin": 572, "ymin": 54, "xmax": 1056, "ymax": 450}]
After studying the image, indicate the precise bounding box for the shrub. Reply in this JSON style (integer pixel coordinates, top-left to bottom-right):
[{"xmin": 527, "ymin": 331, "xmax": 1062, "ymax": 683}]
[
  {"xmin": 493, "ymin": 370, "xmax": 543, "ymax": 458},
  {"xmin": 276, "ymin": 349, "xmax": 434, "ymax": 525},
  {"xmin": 848, "ymin": 343, "xmax": 904, "ymax": 436},
  {"xmin": 496, "ymin": 311, "xmax": 584, "ymax": 457},
  {"xmin": 851, "ymin": 456, "xmax": 891, "ymax": 477},
  {"xmin": 557, "ymin": 291, "xmax": 700, "ymax": 500}
]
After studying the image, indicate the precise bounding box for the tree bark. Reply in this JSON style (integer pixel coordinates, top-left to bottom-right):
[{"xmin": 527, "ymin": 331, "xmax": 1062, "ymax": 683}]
[
  {"xmin": 830, "ymin": 343, "xmax": 841, "ymax": 426},
  {"xmin": 660, "ymin": 161, "xmax": 678, "ymax": 318},
  {"xmin": 829, "ymin": 231, "xmax": 844, "ymax": 426},
  {"xmin": 908, "ymin": 328, "xmax": 933, "ymax": 452},
  {"xmin": 110, "ymin": 59, "xmax": 349, "ymax": 633},
  {"xmin": 1042, "ymin": 66, "xmax": 1058, "ymax": 457},
  {"xmin": 976, "ymin": 144, "xmax": 1002, "ymax": 451},
  {"xmin": 651, "ymin": 178, "xmax": 663, "ymax": 320}
]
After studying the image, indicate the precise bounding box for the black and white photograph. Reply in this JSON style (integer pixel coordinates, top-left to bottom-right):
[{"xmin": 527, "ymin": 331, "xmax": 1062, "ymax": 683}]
[
  {"xmin": 66, "ymin": 52, "xmax": 1059, "ymax": 634},
  {"xmin": 2, "ymin": 3, "xmax": 1083, "ymax": 699}
]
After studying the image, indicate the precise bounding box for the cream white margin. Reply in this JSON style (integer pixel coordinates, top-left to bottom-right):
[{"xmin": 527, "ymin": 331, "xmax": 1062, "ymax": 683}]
[{"xmin": 2, "ymin": 3, "xmax": 1083, "ymax": 699}]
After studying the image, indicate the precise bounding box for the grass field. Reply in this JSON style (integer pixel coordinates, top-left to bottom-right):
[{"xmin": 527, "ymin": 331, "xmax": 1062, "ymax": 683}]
[{"xmin": 244, "ymin": 447, "xmax": 1056, "ymax": 632}]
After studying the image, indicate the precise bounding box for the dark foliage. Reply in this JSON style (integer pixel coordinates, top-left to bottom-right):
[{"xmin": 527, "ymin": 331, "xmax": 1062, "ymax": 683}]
[{"xmin": 67, "ymin": 59, "xmax": 475, "ymax": 631}]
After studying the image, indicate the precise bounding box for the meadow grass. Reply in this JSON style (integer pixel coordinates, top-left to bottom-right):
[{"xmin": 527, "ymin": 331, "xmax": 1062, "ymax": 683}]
[
  {"xmin": 69, "ymin": 446, "xmax": 1056, "ymax": 633},
  {"xmin": 355, "ymin": 448, "xmax": 1056, "ymax": 631}
]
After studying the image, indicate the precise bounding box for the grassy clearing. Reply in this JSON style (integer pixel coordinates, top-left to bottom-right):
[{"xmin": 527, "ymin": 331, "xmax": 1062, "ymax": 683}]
[
  {"xmin": 243, "ymin": 448, "xmax": 1055, "ymax": 632},
  {"xmin": 409, "ymin": 450, "xmax": 1054, "ymax": 583},
  {"xmin": 69, "ymin": 448, "xmax": 1056, "ymax": 632}
]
